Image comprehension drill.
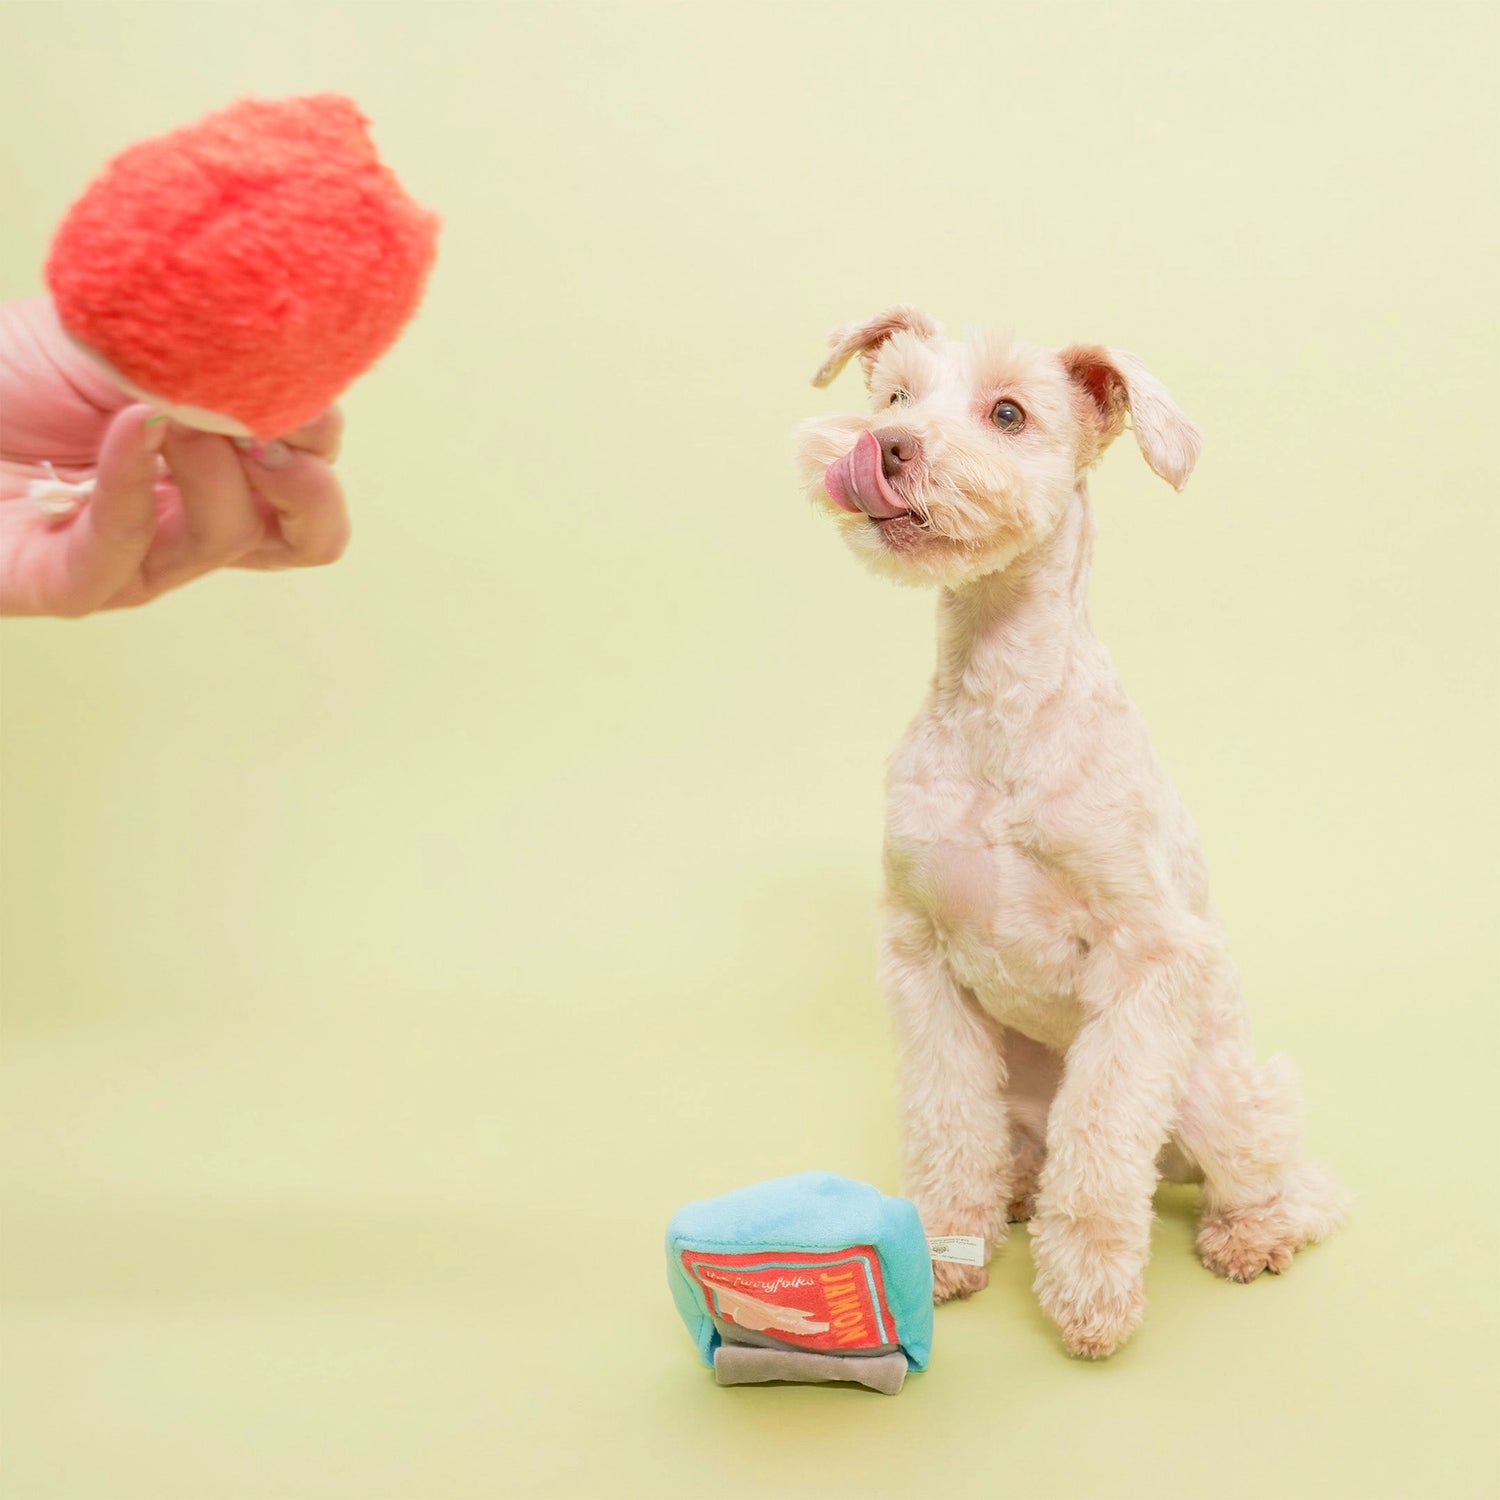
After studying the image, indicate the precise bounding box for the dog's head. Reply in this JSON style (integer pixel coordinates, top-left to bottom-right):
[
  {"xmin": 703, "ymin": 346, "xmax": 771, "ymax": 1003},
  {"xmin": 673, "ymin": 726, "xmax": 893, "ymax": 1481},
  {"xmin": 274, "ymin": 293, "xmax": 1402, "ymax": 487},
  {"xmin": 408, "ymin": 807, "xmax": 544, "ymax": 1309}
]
[{"xmin": 794, "ymin": 306, "xmax": 1202, "ymax": 587}]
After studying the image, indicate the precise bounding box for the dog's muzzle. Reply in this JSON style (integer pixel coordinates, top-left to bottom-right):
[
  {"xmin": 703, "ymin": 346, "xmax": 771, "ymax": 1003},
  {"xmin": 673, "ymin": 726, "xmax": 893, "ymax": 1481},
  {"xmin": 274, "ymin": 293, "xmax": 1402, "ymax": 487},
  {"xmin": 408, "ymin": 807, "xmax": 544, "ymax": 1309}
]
[{"xmin": 824, "ymin": 429, "xmax": 910, "ymax": 519}]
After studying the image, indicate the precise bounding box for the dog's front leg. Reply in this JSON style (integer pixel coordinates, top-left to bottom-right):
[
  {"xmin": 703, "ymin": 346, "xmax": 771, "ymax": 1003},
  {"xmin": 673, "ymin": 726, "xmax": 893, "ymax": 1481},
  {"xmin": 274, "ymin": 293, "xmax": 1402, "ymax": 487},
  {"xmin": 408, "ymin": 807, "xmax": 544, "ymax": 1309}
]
[
  {"xmin": 1030, "ymin": 926, "xmax": 1215, "ymax": 1357},
  {"xmin": 880, "ymin": 904, "xmax": 1011, "ymax": 1303}
]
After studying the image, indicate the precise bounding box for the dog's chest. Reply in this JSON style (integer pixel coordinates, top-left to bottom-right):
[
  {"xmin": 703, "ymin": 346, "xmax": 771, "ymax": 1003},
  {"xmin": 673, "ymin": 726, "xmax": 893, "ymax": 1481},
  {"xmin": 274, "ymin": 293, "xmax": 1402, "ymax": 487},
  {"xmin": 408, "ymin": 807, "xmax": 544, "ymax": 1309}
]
[{"xmin": 884, "ymin": 745, "xmax": 1092, "ymax": 1045}]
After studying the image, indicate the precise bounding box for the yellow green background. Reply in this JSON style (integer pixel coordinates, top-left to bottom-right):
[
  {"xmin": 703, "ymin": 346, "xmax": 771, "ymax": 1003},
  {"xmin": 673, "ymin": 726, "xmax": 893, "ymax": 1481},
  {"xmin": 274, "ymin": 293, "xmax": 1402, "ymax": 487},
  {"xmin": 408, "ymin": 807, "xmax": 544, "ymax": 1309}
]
[{"xmin": 2, "ymin": 3, "xmax": 1496, "ymax": 1497}]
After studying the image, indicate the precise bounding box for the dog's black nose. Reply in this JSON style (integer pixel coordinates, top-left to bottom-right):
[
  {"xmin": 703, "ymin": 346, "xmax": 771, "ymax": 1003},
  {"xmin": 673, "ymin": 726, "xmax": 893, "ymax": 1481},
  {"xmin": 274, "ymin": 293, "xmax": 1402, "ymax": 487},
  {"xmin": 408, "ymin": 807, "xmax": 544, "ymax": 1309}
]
[{"xmin": 874, "ymin": 427, "xmax": 921, "ymax": 480}]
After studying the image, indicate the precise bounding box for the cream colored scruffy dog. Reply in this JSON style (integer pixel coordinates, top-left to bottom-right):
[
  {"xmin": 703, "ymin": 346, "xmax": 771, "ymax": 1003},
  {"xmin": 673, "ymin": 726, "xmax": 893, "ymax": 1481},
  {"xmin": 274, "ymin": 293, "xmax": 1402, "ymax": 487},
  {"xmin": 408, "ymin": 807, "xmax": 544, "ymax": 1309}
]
[{"xmin": 795, "ymin": 306, "xmax": 1347, "ymax": 1359}]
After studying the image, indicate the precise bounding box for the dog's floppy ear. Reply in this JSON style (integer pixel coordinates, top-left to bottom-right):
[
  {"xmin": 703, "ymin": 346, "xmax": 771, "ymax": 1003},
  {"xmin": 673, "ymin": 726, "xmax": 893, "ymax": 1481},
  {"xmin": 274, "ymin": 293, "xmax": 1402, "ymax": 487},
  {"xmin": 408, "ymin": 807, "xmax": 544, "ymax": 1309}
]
[
  {"xmin": 812, "ymin": 304, "xmax": 942, "ymax": 389},
  {"xmin": 1060, "ymin": 345, "xmax": 1203, "ymax": 491}
]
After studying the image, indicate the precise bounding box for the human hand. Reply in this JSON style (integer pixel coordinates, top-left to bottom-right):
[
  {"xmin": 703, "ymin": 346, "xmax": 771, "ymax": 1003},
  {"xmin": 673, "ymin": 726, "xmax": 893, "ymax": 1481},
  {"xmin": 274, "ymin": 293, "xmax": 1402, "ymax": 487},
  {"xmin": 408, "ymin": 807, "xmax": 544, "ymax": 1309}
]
[{"xmin": 0, "ymin": 297, "xmax": 350, "ymax": 618}]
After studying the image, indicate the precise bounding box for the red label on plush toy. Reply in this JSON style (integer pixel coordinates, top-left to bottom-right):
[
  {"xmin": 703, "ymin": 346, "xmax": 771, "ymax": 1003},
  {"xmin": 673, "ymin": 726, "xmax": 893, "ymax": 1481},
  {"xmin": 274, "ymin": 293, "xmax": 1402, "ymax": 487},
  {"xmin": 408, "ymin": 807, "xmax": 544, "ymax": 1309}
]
[{"xmin": 680, "ymin": 1245, "xmax": 897, "ymax": 1352}]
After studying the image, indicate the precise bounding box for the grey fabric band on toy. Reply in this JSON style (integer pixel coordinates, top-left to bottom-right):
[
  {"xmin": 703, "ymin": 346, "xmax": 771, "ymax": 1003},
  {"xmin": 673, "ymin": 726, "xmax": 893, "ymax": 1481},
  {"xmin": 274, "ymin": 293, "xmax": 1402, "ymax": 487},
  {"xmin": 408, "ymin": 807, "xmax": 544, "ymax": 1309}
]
[{"xmin": 712, "ymin": 1344, "xmax": 908, "ymax": 1395}]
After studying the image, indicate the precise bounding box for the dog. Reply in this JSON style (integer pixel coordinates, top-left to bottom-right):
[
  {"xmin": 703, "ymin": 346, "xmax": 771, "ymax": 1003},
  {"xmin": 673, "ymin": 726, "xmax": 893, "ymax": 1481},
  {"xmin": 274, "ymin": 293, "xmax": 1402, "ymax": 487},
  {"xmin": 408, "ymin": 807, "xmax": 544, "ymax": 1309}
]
[{"xmin": 794, "ymin": 306, "xmax": 1347, "ymax": 1358}]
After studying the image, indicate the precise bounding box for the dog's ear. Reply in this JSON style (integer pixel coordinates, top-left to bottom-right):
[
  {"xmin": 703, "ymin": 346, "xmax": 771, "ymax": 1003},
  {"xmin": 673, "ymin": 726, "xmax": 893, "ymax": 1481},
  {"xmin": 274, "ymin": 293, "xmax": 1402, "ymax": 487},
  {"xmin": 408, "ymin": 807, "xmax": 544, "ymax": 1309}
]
[
  {"xmin": 1060, "ymin": 345, "xmax": 1203, "ymax": 491},
  {"xmin": 812, "ymin": 305, "xmax": 942, "ymax": 389}
]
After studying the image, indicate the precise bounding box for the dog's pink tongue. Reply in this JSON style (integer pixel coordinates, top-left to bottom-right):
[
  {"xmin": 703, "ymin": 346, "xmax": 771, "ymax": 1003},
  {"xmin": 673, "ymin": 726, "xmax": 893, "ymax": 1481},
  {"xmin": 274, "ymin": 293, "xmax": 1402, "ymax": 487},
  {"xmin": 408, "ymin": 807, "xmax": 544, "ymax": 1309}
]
[{"xmin": 824, "ymin": 430, "xmax": 908, "ymax": 519}]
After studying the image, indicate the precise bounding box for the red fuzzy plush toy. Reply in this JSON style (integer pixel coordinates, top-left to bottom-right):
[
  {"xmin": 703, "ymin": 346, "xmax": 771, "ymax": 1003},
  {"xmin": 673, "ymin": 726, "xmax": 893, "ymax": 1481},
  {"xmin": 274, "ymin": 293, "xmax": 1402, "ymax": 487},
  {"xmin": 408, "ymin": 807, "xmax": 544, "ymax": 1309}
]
[{"xmin": 46, "ymin": 94, "xmax": 440, "ymax": 439}]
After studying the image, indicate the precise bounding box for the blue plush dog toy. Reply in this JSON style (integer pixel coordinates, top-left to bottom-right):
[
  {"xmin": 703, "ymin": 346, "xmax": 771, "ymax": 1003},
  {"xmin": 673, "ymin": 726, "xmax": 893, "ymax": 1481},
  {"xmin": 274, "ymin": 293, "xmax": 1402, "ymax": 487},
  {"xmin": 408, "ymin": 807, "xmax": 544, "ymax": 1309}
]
[{"xmin": 666, "ymin": 1172, "xmax": 936, "ymax": 1394}]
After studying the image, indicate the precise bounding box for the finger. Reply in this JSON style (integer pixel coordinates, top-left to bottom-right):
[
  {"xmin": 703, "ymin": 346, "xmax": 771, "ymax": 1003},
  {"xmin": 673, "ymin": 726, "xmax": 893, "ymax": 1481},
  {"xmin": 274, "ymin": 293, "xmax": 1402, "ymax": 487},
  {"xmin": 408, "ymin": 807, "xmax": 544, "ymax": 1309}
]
[
  {"xmin": 141, "ymin": 423, "xmax": 264, "ymax": 591},
  {"xmin": 233, "ymin": 444, "xmax": 350, "ymax": 570},
  {"xmin": 273, "ymin": 407, "xmax": 344, "ymax": 463},
  {"xmin": 50, "ymin": 406, "xmax": 166, "ymax": 612}
]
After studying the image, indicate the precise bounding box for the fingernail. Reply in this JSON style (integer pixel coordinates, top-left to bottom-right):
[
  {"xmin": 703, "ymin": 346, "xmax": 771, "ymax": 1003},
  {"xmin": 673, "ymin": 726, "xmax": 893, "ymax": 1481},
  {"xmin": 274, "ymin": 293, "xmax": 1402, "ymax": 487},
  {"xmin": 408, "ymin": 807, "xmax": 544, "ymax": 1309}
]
[
  {"xmin": 143, "ymin": 415, "xmax": 169, "ymax": 453},
  {"xmin": 244, "ymin": 439, "xmax": 292, "ymax": 469}
]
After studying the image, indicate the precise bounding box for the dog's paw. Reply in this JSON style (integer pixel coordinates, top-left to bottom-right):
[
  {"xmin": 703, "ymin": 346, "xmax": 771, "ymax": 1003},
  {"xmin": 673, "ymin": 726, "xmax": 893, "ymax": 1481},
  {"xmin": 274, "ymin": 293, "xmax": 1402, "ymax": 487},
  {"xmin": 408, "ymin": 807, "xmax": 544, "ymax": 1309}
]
[
  {"xmin": 1197, "ymin": 1164, "xmax": 1349, "ymax": 1283},
  {"xmin": 1007, "ymin": 1139, "xmax": 1044, "ymax": 1222},
  {"xmin": 1198, "ymin": 1210, "xmax": 1294, "ymax": 1282},
  {"xmin": 912, "ymin": 1197, "xmax": 1005, "ymax": 1304},
  {"xmin": 1047, "ymin": 1277, "xmax": 1146, "ymax": 1359},
  {"xmin": 932, "ymin": 1257, "xmax": 989, "ymax": 1304},
  {"xmin": 1030, "ymin": 1211, "xmax": 1147, "ymax": 1359}
]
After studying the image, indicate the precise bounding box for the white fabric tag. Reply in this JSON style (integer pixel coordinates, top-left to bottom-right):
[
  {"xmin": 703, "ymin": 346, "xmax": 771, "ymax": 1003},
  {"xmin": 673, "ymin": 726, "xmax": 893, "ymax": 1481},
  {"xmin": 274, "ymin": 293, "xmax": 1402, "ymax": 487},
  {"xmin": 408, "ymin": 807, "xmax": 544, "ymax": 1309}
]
[
  {"xmin": 25, "ymin": 463, "xmax": 94, "ymax": 522},
  {"xmin": 927, "ymin": 1235, "xmax": 986, "ymax": 1266}
]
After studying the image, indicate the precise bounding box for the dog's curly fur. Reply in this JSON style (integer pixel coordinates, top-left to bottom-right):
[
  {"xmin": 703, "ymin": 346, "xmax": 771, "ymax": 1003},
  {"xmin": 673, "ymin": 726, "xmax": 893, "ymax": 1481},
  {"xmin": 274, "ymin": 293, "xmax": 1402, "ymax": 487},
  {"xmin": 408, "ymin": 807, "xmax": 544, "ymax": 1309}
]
[{"xmin": 795, "ymin": 307, "xmax": 1347, "ymax": 1358}]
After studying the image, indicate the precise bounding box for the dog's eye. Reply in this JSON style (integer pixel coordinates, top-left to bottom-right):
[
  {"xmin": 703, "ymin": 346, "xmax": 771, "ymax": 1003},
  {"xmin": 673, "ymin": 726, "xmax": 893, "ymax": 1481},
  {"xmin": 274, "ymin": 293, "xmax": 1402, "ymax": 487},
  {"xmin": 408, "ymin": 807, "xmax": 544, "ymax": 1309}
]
[
  {"xmin": 991, "ymin": 400, "xmax": 1025, "ymax": 432},
  {"xmin": 889, "ymin": 390, "xmax": 912, "ymax": 407}
]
